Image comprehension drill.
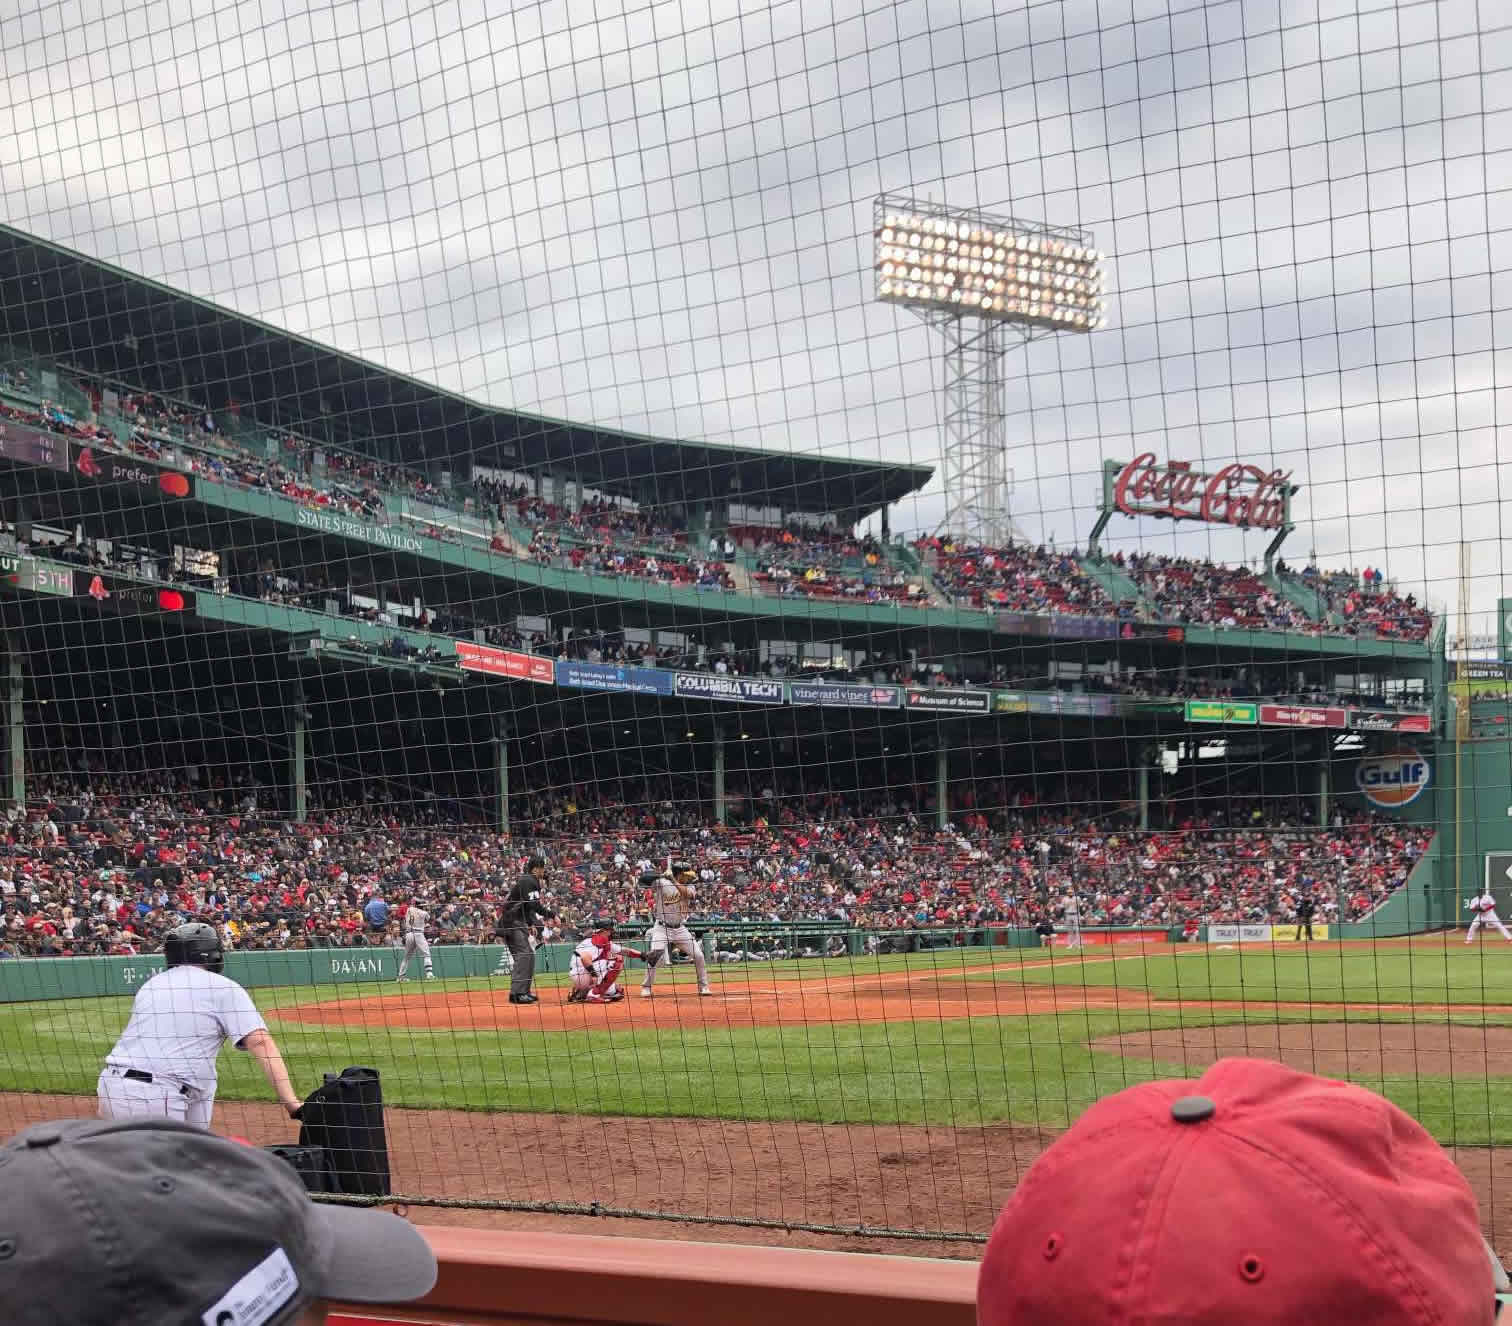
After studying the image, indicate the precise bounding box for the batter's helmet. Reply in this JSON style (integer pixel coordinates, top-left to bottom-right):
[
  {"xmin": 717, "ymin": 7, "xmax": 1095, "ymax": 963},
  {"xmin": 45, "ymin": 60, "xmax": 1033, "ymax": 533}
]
[
  {"xmin": 670, "ymin": 860, "xmax": 695, "ymax": 878},
  {"xmin": 163, "ymin": 922, "xmax": 225, "ymax": 974}
]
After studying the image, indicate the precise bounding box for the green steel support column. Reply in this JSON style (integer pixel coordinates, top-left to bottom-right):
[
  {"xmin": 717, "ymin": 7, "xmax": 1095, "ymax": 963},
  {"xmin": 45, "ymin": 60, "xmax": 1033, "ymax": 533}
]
[
  {"xmin": 713, "ymin": 729, "xmax": 727, "ymax": 826},
  {"xmin": 936, "ymin": 744, "xmax": 948, "ymax": 830},
  {"xmin": 496, "ymin": 733, "xmax": 510, "ymax": 835},
  {"xmin": 1138, "ymin": 761, "xmax": 1150, "ymax": 831},
  {"xmin": 292, "ymin": 705, "xmax": 307, "ymax": 823},
  {"xmin": 5, "ymin": 653, "xmax": 21, "ymax": 811},
  {"xmin": 1318, "ymin": 758, "xmax": 1331, "ymax": 828}
]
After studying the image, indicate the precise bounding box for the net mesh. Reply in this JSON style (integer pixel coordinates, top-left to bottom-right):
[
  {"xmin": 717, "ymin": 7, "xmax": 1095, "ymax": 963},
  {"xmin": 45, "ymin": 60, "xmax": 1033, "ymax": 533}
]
[{"xmin": 0, "ymin": 0, "xmax": 1505, "ymax": 1254}]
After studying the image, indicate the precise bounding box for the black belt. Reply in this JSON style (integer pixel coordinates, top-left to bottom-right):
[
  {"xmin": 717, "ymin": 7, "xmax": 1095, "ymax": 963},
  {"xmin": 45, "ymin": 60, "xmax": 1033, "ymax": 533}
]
[{"xmin": 121, "ymin": 1068, "xmax": 192, "ymax": 1097}]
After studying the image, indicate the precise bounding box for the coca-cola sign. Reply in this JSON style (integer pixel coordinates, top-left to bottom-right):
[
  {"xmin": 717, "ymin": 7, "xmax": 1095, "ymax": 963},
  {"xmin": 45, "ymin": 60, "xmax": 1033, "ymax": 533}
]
[{"xmin": 1109, "ymin": 453, "xmax": 1294, "ymax": 530}]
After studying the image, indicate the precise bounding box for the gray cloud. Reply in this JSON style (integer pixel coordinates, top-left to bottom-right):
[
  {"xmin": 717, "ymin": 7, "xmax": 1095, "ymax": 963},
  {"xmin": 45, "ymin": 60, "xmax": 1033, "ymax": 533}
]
[{"xmin": 1, "ymin": 0, "xmax": 1509, "ymax": 626}]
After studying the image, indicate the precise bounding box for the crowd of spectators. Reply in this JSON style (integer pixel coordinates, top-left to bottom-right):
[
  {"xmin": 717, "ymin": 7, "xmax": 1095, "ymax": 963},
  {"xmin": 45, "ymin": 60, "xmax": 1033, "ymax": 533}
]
[
  {"xmin": 751, "ymin": 527, "xmax": 930, "ymax": 606},
  {"xmin": 1302, "ymin": 565, "xmax": 1433, "ymax": 642},
  {"xmin": 915, "ymin": 536, "xmax": 1114, "ymax": 615},
  {"xmin": 1, "ymin": 357, "xmax": 1441, "ymax": 643},
  {"xmin": 527, "ymin": 526, "xmax": 734, "ymax": 590},
  {"xmin": 1111, "ymin": 552, "xmax": 1314, "ymax": 632},
  {"xmin": 0, "ymin": 755, "xmax": 1434, "ymax": 960}
]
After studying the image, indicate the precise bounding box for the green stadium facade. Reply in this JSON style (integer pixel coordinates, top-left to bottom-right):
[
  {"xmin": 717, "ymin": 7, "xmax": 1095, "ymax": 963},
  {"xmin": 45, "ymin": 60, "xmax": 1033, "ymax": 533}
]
[{"xmin": 0, "ymin": 222, "xmax": 1493, "ymax": 943}]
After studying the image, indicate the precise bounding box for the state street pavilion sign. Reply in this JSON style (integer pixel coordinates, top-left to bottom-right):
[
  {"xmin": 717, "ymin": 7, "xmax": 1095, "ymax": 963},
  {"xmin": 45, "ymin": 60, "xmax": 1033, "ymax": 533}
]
[{"xmin": 1089, "ymin": 452, "xmax": 1299, "ymax": 554}]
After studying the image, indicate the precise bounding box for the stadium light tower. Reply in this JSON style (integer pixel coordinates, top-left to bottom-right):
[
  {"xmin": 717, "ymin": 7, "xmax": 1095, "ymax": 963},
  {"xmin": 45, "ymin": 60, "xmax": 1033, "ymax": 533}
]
[{"xmin": 874, "ymin": 195, "xmax": 1106, "ymax": 547}]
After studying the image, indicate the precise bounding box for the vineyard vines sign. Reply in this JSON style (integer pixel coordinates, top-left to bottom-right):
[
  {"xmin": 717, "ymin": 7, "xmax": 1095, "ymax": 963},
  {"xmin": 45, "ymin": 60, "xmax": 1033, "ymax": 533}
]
[{"xmin": 1103, "ymin": 453, "xmax": 1297, "ymax": 531}]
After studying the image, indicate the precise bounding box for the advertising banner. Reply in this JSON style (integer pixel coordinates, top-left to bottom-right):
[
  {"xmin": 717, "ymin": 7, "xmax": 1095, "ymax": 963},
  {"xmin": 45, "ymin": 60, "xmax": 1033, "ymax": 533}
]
[
  {"xmin": 904, "ymin": 687, "xmax": 992, "ymax": 714},
  {"xmin": 0, "ymin": 553, "xmax": 72, "ymax": 597},
  {"xmin": 674, "ymin": 672, "xmax": 785, "ymax": 704},
  {"xmin": 994, "ymin": 611, "xmax": 1186, "ymax": 644},
  {"xmin": 454, "ymin": 641, "xmax": 554, "ymax": 684},
  {"xmin": 73, "ymin": 570, "xmax": 195, "ymax": 616},
  {"xmin": 1184, "ymin": 700, "xmax": 1258, "ymax": 724},
  {"xmin": 554, "ymin": 660, "xmax": 674, "ymax": 696},
  {"xmin": 992, "ymin": 691, "xmax": 1031, "ymax": 714},
  {"xmin": 1105, "ymin": 453, "xmax": 1295, "ymax": 531},
  {"xmin": 1207, "ymin": 924, "xmax": 1273, "ymax": 944},
  {"xmin": 1026, "ymin": 692, "xmax": 1120, "ymax": 718},
  {"xmin": 1054, "ymin": 927, "xmax": 1170, "ymax": 947},
  {"xmin": 72, "ymin": 445, "xmax": 195, "ymax": 500},
  {"xmin": 1454, "ymin": 661, "xmax": 1512, "ymax": 683},
  {"xmin": 0, "ymin": 420, "xmax": 71, "ymax": 472},
  {"xmin": 1348, "ymin": 709, "xmax": 1433, "ymax": 733},
  {"xmin": 1355, "ymin": 750, "xmax": 1431, "ymax": 808},
  {"xmin": 1269, "ymin": 923, "xmax": 1329, "ymax": 942},
  {"xmin": 1258, "ymin": 704, "xmax": 1347, "ymax": 729},
  {"xmin": 788, "ymin": 681, "xmax": 901, "ymax": 709}
]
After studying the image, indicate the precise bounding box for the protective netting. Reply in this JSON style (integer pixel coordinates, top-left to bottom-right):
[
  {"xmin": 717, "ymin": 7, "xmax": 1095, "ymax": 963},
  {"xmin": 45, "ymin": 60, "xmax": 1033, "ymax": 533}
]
[{"xmin": 0, "ymin": 0, "xmax": 1508, "ymax": 1251}]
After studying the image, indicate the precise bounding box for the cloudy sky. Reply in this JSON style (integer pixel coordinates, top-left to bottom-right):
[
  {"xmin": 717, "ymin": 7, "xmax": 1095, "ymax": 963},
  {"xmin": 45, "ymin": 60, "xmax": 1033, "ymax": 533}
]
[{"xmin": 1, "ymin": 0, "xmax": 1508, "ymax": 629}]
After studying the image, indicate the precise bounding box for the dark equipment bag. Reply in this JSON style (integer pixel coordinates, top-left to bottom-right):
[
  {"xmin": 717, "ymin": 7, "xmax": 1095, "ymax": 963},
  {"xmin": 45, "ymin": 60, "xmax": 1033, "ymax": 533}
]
[
  {"xmin": 262, "ymin": 1144, "xmax": 336, "ymax": 1194},
  {"xmin": 297, "ymin": 1065, "xmax": 392, "ymax": 1196}
]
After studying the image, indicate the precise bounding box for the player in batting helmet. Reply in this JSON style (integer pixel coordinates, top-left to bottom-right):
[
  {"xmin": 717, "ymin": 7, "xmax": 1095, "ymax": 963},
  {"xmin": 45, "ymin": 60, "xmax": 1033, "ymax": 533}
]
[{"xmin": 162, "ymin": 921, "xmax": 225, "ymax": 974}]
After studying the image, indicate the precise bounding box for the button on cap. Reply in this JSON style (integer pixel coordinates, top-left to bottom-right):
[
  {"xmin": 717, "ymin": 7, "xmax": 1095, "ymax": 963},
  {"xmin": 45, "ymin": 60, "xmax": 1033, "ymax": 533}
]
[{"xmin": 1171, "ymin": 1095, "xmax": 1216, "ymax": 1123}]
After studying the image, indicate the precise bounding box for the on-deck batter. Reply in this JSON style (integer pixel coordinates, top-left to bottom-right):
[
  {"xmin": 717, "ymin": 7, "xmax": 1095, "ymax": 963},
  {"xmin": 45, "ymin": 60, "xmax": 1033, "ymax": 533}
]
[
  {"xmin": 396, "ymin": 896, "xmax": 434, "ymax": 980},
  {"xmin": 97, "ymin": 922, "xmax": 303, "ymax": 1128}
]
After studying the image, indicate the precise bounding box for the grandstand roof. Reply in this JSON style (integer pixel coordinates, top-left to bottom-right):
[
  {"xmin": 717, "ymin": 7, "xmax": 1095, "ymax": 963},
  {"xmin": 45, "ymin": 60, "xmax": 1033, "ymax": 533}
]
[{"xmin": 0, "ymin": 223, "xmax": 932, "ymax": 520}]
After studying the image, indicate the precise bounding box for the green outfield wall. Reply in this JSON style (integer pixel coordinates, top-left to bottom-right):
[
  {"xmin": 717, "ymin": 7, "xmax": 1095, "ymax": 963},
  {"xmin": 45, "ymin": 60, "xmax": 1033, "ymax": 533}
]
[{"xmin": 0, "ymin": 927, "xmax": 1058, "ymax": 1004}]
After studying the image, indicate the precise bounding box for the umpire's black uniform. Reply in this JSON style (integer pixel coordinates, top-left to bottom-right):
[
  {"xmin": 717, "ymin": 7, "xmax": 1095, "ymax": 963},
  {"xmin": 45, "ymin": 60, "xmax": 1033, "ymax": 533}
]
[
  {"xmin": 1296, "ymin": 895, "xmax": 1317, "ymax": 941},
  {"xmin": 497, "ymin": 858, "xmax": 554, "ymax": 1003}
]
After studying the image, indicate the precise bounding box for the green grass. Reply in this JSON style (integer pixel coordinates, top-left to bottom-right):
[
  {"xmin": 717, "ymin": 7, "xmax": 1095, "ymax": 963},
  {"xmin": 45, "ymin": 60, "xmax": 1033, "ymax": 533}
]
[
  {"xmin": 1001, "ymin": 941, "xmax": 1512, "ymax": 1005},
  {"xmin": 6, "ymin": 941, "xmax": 1512, "ymax": 1144}
]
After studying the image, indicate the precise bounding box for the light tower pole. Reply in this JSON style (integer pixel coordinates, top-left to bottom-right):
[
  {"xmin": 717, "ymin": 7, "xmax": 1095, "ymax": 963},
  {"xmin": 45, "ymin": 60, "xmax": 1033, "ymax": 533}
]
[{"xmin": 873, "ymin": 195, "xmax": 1106, "ymax": 547}]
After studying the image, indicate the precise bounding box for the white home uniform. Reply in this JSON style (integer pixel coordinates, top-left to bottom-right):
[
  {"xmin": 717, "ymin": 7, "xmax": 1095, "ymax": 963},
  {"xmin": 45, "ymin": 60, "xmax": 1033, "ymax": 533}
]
[
  {"xmin": 1466, "ymin": 892, "xmax": 1512, "ymax": 943},
  {"xmin": 397, "ymin": 903, "xmax": 434, "ymax": 980},
  {"xmin": 570, "ymin": 933, "xmax": 628, "ymax": 999},
  {"xmin": 97, "ymin": 964, "xmax": 268, "ymax": 1128},
  {"xmin": 641, "ymin": 876, "xmax": 711, "ymax": 996}
]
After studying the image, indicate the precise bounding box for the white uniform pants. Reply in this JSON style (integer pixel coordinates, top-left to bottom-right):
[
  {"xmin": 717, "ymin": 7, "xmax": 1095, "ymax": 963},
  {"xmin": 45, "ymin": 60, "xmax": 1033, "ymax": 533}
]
[
  {"xmin": 398, "ymin": 931, "xmax": 433, "ymax": 977},
  {"xmin": 97, "ymin": 1068, "xmax": 214, "ymax": 1128},
  {"xmin": 641, "ymin": 922, "xmax": 709, "ymax": 991},
  {"xmin": 1468, "ymin": 912, "xmax": 1512, "ymax": 941},
  {"xmin": 570, "ymin": 956, "xmax": 622, "ymax": 996}
]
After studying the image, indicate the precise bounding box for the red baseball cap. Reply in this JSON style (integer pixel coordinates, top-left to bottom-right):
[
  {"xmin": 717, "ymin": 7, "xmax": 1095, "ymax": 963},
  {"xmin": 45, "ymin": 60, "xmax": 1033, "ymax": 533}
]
[{"xmin": 978, "ymin": 1058, "xmax": 1504, "ymax": 1325}]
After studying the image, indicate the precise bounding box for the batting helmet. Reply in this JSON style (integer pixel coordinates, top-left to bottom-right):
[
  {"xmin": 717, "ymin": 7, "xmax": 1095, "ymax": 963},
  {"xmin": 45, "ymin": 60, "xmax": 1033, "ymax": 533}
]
[
  {"xmin": 163, "ymin": 922, "xmax": 225, "ymax": 974},
  {"xmin": 670, "ymin": 860, "xmax": 696, "ymax": 879}
]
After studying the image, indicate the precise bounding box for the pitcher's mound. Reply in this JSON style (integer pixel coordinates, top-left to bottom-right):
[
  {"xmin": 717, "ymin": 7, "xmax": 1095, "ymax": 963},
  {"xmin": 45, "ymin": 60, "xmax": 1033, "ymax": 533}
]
[{"xmin": 1092, "ymin": 1021, "xmax": 1512, "ymax": 1079}]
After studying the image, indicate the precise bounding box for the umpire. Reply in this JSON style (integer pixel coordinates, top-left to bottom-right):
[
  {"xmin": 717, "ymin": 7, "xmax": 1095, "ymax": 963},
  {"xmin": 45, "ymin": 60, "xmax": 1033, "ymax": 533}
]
[
  {"xmin": 1296, "ymin": 893, "xmax": 1318, "ymax": 941},
  {"xmin": 497, "ymin": 855, "xmax": 557, "ymax": 1004}
]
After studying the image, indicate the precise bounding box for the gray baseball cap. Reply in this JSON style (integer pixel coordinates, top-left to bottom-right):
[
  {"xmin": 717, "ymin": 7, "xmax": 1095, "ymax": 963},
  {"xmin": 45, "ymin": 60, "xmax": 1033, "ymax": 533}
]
[{"xmin": 0, "ymin": 1117, "xmax": 438, "ymax": 1325}]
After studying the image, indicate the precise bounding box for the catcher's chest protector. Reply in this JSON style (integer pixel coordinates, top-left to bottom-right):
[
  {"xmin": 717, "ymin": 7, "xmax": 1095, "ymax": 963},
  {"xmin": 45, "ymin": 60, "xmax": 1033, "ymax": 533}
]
[{"xmin": 298, "ymin": 1065, "xmax": 392, "ymax": 1196}]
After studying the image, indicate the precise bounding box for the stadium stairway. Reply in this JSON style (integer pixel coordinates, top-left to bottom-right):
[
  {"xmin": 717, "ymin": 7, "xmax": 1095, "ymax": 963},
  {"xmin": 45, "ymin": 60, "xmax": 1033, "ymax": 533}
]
[
  {"xmin": 1272, "ymin": 570, "xmax": 1330, "ymax": 626},
  {"xmin": 1078, "ymin": 553, "xmax": 1142, "ymax": 608}
]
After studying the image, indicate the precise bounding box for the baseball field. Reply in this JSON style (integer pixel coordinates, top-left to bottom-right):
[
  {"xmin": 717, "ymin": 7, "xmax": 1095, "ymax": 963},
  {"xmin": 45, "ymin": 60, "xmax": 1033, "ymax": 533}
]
[{"xmin": 4, "ymin": 934, "xmax": 1511, "ymax": 1253}]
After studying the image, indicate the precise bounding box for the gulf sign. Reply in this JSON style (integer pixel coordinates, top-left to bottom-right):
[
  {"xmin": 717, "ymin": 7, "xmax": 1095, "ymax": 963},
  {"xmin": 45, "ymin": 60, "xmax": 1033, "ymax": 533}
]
[{"xmin": 1355, "ymin": 750, "xmax": 1431, "ymax": 808}]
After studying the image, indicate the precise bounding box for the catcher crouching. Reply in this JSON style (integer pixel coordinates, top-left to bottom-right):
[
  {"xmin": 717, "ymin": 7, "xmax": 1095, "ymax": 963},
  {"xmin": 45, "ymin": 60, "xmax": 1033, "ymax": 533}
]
[{"xmin": 567, "ymin": 920, "xmax": 644, "ymax": 1004}]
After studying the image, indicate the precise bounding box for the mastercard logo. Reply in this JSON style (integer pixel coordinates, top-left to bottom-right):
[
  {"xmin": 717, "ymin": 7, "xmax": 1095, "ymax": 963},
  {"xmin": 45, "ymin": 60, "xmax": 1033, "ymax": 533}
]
[
  {"xmin": 159, "ymin": 473, "xmax": 191, "ymax": 498},
  {"xmin": 157, "ymin": 590, "xmax": 187, "ymax": 612},
  {"xmin": 1356, "ymin": 750, "xmax": 1431, "ymax": 808}
]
